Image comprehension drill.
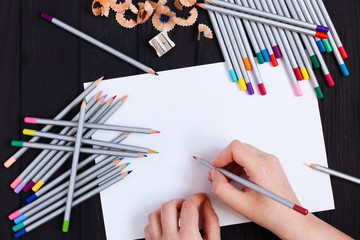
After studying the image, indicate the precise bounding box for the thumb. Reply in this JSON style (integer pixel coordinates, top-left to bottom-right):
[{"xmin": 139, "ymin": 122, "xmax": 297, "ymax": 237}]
[{"xmin": 210, "ymin": 169, "xmax": 249, "ymax": 213}]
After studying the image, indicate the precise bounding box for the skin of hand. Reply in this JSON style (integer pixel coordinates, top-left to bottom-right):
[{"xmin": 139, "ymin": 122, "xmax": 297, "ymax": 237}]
[
  {"xmin": 208, "ymin": 140, "xmax": 353, "ymax": 240},
  {"xmin": 145, "ymin": 193, "xmax": 221, "ymax": 240}
]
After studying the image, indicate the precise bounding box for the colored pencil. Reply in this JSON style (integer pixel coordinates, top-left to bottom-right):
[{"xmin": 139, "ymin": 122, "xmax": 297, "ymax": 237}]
[
  {"xmin": 22, "ymin": 129, "xmax": 156, "ymax": 154},
  {"xmin": 215, "ymin": 10, "xmax": 254, "ymax": 93},
  {"xmin": 62, "ymin": 98, "xmax": 87, "ymax": 232},
  {"xmin": 313, "ymin": 0, "xmax": 347, "ymax": 59},
  {"xmin": 306, "ymin": 0, "xmax": 349, "ymax": 76},
  {"xmin": 284, "ymin": 0, "xmax": 323, "ymax": 99},
  {"xmin": 196, "ymin": 3, "xmax": 328, "ymax": 39},
  {"xmin": 194, "ymin": 156, "xmax": 308, "ymax": 215},
  {"xmin": 41, "ymin": 13, "xmax": 158, "ymax": 75},
  {"xmin": 31, "ymin": 133, "xmax": 130, "ymax": 194},
  {"xmin": 13, "ymin": 171, "xmax": 132, "ymax": 238},
  {"xmin": 294, "ymin": 0, "xmax": 335, "ymax": 86},
  {"xmin": 24, "ymin": 117, "xmax": 160, "ymax": 134},
  {"xmin": 246, "ymin": 0, "xmax": 277, "ymax": 65},
  {"xmin": 8, "ymin": 157, "xmax": 123, "ymax": 220},
  {"xmin": 13, "ymin": 162, "xmax": 129, "ymax": 225},
  {"xmin": 228, "ymin": 0, "xmax": 267, "ymax": 95},
  {"xmin": 272, "ymin": 0, "xmax": 306, "ymax": 80},
  {"xmin": 28, "ymin": 97, "xmax": 127, "ymax": 192},
  {"xmin": 4, "ymin": 77, "xmax": 103, "ymax": 168},
  {"xmin": 308, "ymin": 164, "xmax": 360, "ymax": 185},
  {"xmin": 11, "ymin": 94, "xmax": 104, "ymax": 192},
  {"xmin": 207, "ymin": 10, "xmax": 238, "ymax": 83},
  {"xmin": 11, "ymin": 141, "xmax": 146, "ymax": 158},
  {"xmin": 204, "ymin": 0, "xmax": 328, "ymax": 33}
]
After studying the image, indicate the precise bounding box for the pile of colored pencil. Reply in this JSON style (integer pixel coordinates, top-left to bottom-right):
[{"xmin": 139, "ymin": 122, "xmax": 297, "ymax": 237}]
[
  {"xmin": 196, "ymin": 0, "xmax": 349, "ymax": 98},
  {"xmin": 5, "ymin": 76, "xmax": 160, "ymax": 238}
]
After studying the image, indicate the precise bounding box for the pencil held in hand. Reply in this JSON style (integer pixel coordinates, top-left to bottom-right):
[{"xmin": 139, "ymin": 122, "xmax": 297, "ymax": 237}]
[{"xmin": 193, "ymin": 156, "xmax": 308, "ymax": 215}]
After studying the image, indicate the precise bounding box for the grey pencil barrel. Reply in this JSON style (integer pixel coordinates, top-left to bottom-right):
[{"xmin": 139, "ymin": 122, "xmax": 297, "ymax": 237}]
[
  {"xmin": 19, "ymin": 172, "xmax": 127, "ymax": 235},
  {"xmin": 20, "ymin": 169, "xmax": 125, "ymax": 228},
  {"xmin": 63, "ymin": 101, "xmax": 87, "ymax": 225},
  {"xmin": 20, "ymin": 162, "xmax": 122, "ymax": 220},
  {"xmin": 30, "ymin": 131, "xmax": 148, "ymax": 153},
  {"xmin": 8, "ymin": 80, "xmax": 100, "ymax": 165},
  {"xmin": 16, "ymin": 97, "xmax": 97, "ymax": 183},
  {"xmin": 198, "ymin": 158, "xmax": 295, "ymax": 209},
  {"xmin": 209, "ymin": 0, "xmax": 325, "ymax": 31},
  {"xmin": 29, "ymin": 118, "xmax": 155, "ymax": 134},
  {"xmin": 203, "ymin": 3, "xmax": 321, "ymax": 37},
  {"xmin": 20, "ymin": 98, "xmax": 101, "ymax": 187},
  {"xmin": 312, "ymin": 165, "xmax": 360, "ymax": 185},
  {"xmin": 207, "ymin": 10, "xmax": 236, "ymax": 75},
  {"xmin": 51, "ymin": 18, "xmax": 151, "ymax": 73},
  {"xmin": 37, "ymin": 100, "xmax": 126, "ymax": 185},
  {"xmin": 39, "ymin": 133, "xmax": 126, "ymax": 188},
  {"xmin": 16, "ymin": 141, "xmax": 142, "ymax": 158}
]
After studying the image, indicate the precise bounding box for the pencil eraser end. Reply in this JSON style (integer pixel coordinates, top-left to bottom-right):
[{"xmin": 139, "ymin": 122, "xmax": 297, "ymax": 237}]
[
  {"xmin": 14, "ymin": 228, "xmax": 27, "ymax": 238},
  {"xmin": 229, "ymin": 69, "xmax": 238, "ymax": 82},
  {"xmin": 339, "ymin": 64, "xmax": 349, "ymax": 77},
  {"xmin": 14, "ymin": 214, "xmax": 27, "ymax": 224},
  {"xmin": 32, "ymin": 180, "xmax": 44, "ymax": 192},
  {"xmin": 23, "ymin": 129, "xmax": 35, "ymax": 136},
  {"xmin": 246, "ymin": 82, "xmax": 255, "ymax": 95},
  {"xmin": 269, "ymin": 54, "xmax": 278, "ymax": 67},
  {"xmin": 24, "ymin": 117, "xmax": 37, "ymax": 124},
  {"xmin": 14, "ymin": 182, "xmax": 26, "ymax": 194},
  {"xmin": 293, "ymin": 204, "xmax": 309, "ymax": 215},
  {"xmin": 314, "ymin": 86, "xmax": 324, "ymax": 99},
  {"xmin": 62, "ymin": 220, "xmax": 70, "ymax": 232},
  {"xmin": 315, "ymin": 25, "xmax": 329, "ymax": 33},
  {"xmin": 243, "ymin": 57, "xmax": 252, "ymax": 71},
  {"xmin": 23, "ymin": 181, "xmax": 35, "ymax": 192},
  {"xmin": 325, "ymin": 74, "xmax": 335, "ymax": 87},
  {"xmin": 256, "ymin": 52, "xmax": 265, "ymax": 64},
  {"xmin": 8, "ymin": 210, "xmax": 22, "ymax": 220},
  {"xmin": 4, "ymin": 156, "xmax": 16, "ymax": 168},
  {"xmin": 41, "ymin": 12, "xmax": 53, "ymax": 22},
  {"xmin": 10, "ymin": 176, "xmax": 22, "ymax": 189},
  {"xmin": 13, "ymin": 222, "xmax": 25, "ymax": 232},
  {"xmin": 11, "ymin": 141, "xmax": 23, "ymax": 147},
  {"xmin": 310, "ymin": 55, "xmax": 320, "ymax": 69},
  {"xmin": 258, "ymin": 83, "xmax": 267, "ymax": 95},
  {"xmin": 293, "ymin": 84, "xmax": 303, "ymax": 97},
  {"xmin": 315, "ymin": 32, "xmax": 328, "ymax": 39},
  {"xmin": 323, "ymin": 39, "xmax": 333, "ymax": 52},
  {"xmin": 338, "ymin": 46, "xmax": 348, "ymax": 59},
  {"xmin": 294, "ymin": 68, "xmax": 303, "ymax": 81},
  {"xmin": 26, "ymin": 193, "xmax": 38, "ymax": 203},
  {"xmin": 316, "ymin": 40, "xmax": 326, "ymax": 53},
  {"xmin": 239, "ymin": 79, "xmax": 247, "ymax": 91},
  {"xmin": 272, "ymin": 45, "xmax": 282, "ymax": 58},
  {"xmin": 300, "ymin": 68, "xmax": 309, "ymax": 80},
  {"xmin": 261, "ymin": 49, "xmax": 270, "ymax": 62}
]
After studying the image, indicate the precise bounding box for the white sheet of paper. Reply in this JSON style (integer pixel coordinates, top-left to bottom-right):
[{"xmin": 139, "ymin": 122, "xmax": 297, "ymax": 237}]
[{"xmin": 84, "ymin": 61, "xmax": 334, "ymax": 240}]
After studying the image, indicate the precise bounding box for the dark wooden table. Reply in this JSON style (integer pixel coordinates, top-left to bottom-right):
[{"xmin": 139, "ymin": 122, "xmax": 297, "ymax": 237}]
[{"xmin": 1, "ymin": 0, "xmax": 359, "ymax": 239}]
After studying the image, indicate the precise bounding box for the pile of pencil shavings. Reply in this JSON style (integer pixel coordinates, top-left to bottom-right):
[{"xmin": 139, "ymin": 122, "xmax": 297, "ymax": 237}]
[{"xmin": 91, "ymin": 0, "xmax": 199, "ymax": 32}]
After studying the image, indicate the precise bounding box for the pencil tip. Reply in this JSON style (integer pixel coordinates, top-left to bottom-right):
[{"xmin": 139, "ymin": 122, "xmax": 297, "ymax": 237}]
[
  {"xmin": 155, "ymin": 72, "xmax": 159, "ymax": 76},
  {"xmin": 126, "ymin": 162, "xmax": 130, "ymax": 167},
  {"xmin": 125, "ymin": 132, "xmax": 131, "ymax": 137},
  {"xmin": 128, "ymin": 170, "xmax": 133, "ymax": 174},
  {"xmin": 103, "ymin": 94, "xmax": 108, "ymax": 99},
  {"xmin": 94, "ymin": 76, "xmax": 104, "ymax": 86},
  {"xmin": 120, "ymin": 95, "xmax": 128, "ymax": 103},
  {"xmin": 193, "ymin": 156, "xmax": 200, "ymax": 161},
  {"xmin": 112, "ymin": 95, "xmax": 117, "ymax": 100},
  {"xmin": 154, "ymin": 151, "xmax": 159, "ymax": 154}
]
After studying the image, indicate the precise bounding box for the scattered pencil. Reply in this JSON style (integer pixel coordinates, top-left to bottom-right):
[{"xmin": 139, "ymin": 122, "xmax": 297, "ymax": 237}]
[
  {"xmin": 193, "ymin": 156, "xmax": 309, "ymax": 215},
  {"xmin": 308, "ymin": 163, "xmax": 360, "ymax": 185}
]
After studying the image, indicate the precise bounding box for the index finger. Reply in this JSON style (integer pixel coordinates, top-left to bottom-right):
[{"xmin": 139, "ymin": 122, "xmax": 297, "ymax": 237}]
[{"xmin": 179, "ymin": 193, "xmax": 207, "ymax": 235}]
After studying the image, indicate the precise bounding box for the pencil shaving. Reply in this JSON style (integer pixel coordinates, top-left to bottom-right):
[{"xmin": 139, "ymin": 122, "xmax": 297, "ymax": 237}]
[
  {"xmin": 92, "ymin": 0, "xmax": 110, "ymax": 17},
  {"xmin": 174, "ymin": 0, "xmax": 184, "ymax": 10},
  {"xmin": 115, "ymin": 1, "xmax": 138, "ymax": 29},
  {"xmin": 137, "ymin": 1, "xmax": 154, "ymax": 24},
  {"xmin": 179, "ymin": 0, "xmax": 196, "ymax": 7},
  {"xmin": 146, "ymin": 0, "xmax": 167, "ymax": 10},
  {"xmin": 152, "ymin": 6, "xmax": 176, "ymax": 32},
  {"xmin": 174, "ymin": 7, "xmax": 198, "ymax": 27},
  {"xmin": 197, "ymin": 24, "xmax": 213, "ymax": 40},
  {"xmin": 109, "ymin": 0, "xmax": 125, "ymax": 12}
]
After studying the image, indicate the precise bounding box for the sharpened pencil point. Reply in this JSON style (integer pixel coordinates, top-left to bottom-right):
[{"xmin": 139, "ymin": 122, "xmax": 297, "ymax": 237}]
[
  {"xmin": 94, "ymin": 76, "xmax": 104, "ymax": 86},
  {"xmin": 113, "ymin": 95, "xmax": 117, "ymax": 100},
  {"xmin": 128, "ymin": 170, "xmax": 133, "ymax": 174},
  {"xmin": 125, "ymin": 132, "xmax": 131, "ymax": 137},
  {"xmin": 150, "ymin": 130, "xmax": 160, "ymax": 134},
  {"xmin": 95, "ymin": 90, "xmax": 103, "ymax": 99},
  {"xmin": 98, "ymin": 97, "xmax": 105, "ymax": 104},
  {"xmin": 193, "ymin": 156, "xmax": 200, "ymax": 161},
  {"xmin": 126, "ymin": 162, "xmax": 130, "ymax": 167},
  {"xmin": 155, "ymin": 72, "xmax": 159, "ymax": 76},
  {"xmin": 102, "ymin": 94, "xmax": 108, "ymax": 99},
  {"xmin": 154, "ymin": 151, "xmax": 159, "ymax": 154},
  {"xmin": 120, "ymin": 95, "xmax": 128, "ymax": 103},
  {"xmin": 309, "ymin": 163, "xmax": 317, "ymax": 169}
]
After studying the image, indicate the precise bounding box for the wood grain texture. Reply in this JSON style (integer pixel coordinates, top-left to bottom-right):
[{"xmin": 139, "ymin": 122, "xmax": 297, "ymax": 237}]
[{"xmin": 0, "ymin": 0, "xmax": 359, "ymax": 239}]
